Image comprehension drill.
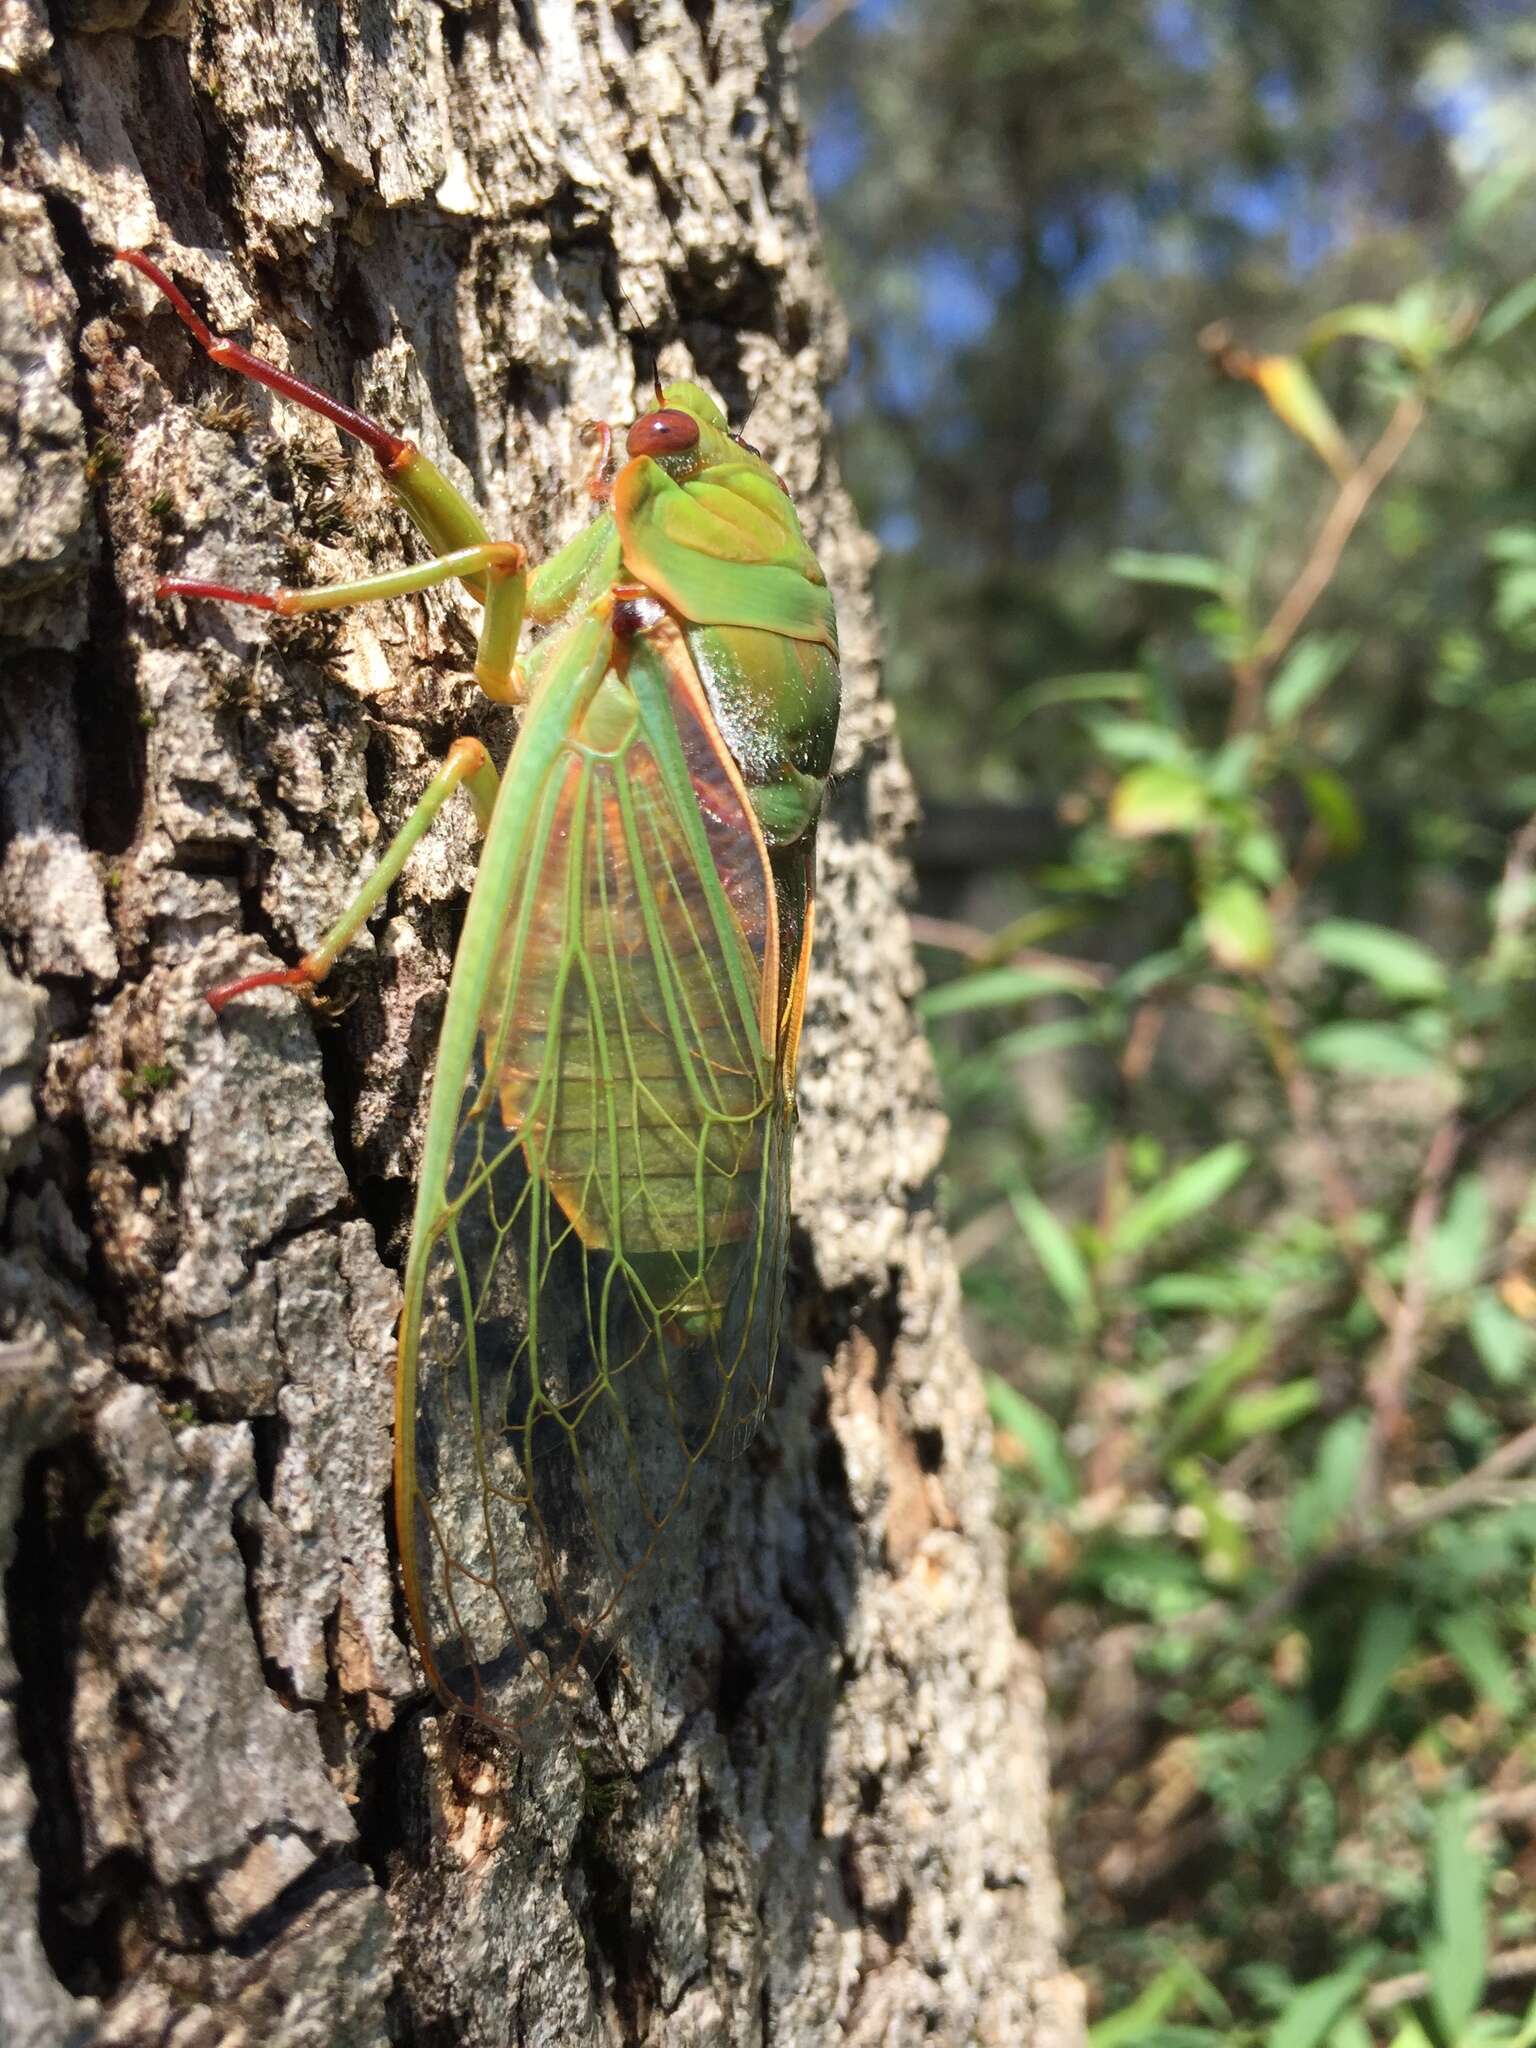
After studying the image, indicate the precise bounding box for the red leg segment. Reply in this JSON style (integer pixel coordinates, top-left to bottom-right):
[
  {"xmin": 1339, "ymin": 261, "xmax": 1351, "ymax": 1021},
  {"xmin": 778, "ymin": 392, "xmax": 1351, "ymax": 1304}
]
[
  {"xmin": 205, "ymin": 963, "xmax": 317, "ymax": 1016},
  {"xmin": 116, "ymin": 250, "xmax": 412, "ymax": 472}
]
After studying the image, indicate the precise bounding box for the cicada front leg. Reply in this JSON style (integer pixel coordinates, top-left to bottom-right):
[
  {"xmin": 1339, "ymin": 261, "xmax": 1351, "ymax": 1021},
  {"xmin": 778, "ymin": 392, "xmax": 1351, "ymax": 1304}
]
[{"xmin": 117, "ymin": 250, "xmax": 532, "ymax": 703}]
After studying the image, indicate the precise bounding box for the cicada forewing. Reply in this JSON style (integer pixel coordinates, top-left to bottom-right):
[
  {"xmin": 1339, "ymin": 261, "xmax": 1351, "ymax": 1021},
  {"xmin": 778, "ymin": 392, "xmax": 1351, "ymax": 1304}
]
[{"xmin": 394, "ymin": 600, "xmax": 798, "ymax": 1737}]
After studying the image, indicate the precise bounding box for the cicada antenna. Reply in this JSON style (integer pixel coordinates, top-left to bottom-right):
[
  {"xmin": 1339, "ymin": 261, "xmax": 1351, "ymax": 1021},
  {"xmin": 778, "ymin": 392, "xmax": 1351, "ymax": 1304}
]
[{"xmin": 617, "ymin": 279, "xmax": 666, "ymax": 406}]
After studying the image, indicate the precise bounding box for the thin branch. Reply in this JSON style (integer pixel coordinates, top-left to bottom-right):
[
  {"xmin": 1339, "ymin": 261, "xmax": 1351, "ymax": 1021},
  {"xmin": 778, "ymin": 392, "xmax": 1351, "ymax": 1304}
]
[
  {"xmin": 1366, "ymin": 1942, "xmax": 1536, "ymax": 2016},
  {"xmin": 907, "ymin": 913, "xmax": 1109, "ymax": 986},
  {"xmin": 1229, "ymin": 388, "xmax": 1428, "ymax": 732},
  {"xmin": 1255, "ymin": 390, "xmax": 1427, "ymax": 668}
]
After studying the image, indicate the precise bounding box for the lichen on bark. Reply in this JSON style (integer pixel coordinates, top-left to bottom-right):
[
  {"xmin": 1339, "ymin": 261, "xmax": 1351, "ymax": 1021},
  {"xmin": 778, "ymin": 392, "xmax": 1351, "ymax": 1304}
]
[{"xmin": 0, "ymin": 2, "xmax": 1082, "ymax": 2041}]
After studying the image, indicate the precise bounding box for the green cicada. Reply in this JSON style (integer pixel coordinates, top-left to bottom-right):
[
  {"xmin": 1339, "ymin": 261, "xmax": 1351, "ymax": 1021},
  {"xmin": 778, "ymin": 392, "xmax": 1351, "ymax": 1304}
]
[{"xmin": 118, "ymin": 252, "xmax": 839, "ymax": 1736}]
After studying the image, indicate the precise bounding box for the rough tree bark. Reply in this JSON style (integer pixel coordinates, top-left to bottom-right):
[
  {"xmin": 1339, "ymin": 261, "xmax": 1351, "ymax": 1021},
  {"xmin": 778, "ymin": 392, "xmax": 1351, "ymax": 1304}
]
[{"xmin": 0, "ymin": 2, "xmax": 1083, "ymax": 2042}]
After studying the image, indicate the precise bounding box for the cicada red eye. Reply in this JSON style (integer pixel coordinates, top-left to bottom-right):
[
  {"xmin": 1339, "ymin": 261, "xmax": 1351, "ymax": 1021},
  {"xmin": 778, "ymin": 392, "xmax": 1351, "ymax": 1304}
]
[{"xmin": 626, "ymin": 408, "xmax": 701, "ymax": 458}]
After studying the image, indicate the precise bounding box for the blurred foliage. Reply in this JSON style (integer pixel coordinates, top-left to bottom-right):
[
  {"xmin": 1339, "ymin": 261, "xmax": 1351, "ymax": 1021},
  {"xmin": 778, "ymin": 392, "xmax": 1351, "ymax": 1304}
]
[{"xmin": 801, "ymin": 2, "xmax": 1536, "ymax": 2041}]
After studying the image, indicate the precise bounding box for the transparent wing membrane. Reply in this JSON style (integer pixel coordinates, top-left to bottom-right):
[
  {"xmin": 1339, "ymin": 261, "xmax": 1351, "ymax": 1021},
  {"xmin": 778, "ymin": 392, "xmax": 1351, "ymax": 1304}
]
[{"xmin": 396, "ymin": 609, "xmax": 793, "ymax": 1736}]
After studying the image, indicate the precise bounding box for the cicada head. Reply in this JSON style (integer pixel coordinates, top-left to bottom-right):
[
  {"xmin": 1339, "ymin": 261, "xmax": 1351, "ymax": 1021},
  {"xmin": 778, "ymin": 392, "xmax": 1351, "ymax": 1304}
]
[{"xmin": 625, "ymin": 379, "xmax": 748, "ymax": 483}]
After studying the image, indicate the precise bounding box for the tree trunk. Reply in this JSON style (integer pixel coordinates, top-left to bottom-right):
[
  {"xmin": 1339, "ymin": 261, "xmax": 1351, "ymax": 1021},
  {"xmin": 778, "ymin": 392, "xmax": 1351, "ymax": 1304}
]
[{"xmin": 0, "ymin": 2, "xmax": 1082, "ymax": 2041}]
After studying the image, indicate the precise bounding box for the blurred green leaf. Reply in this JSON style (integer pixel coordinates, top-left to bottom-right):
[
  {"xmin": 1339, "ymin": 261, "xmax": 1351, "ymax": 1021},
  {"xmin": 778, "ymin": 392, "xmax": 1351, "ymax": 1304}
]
[
  {"xmin": 1429, "ymin": 1175, "xmax": 1489, "ymax": 1294},
  {"xmin": 1266, "ymin": 633, "xmax": 1358, "ymax": 724},
  {"xmin": 1236, "ymin": 827, "xmax": 1288, "ymax": 888},
  {"xmin": 1327, "ymin": 2011, "xmax": 1374, "ymax": 2048},
  {"xmin": 1506, "ymin": 1988, "xmax": 1536, "ymax": 2048},
  {"xmin": 1455, "ymin": 163, "xmax": 1532, "ymax": 238},
  {"xmin": 1382, "ymin": 2020, "xmax": 1435, "ymax": 2048},
  {"xmin": 1171, "ymin": 1457, "xmax": 1254, "ymax": 1584},
  {"xmin": 1216, "ymin": 1380, "xmax": 1320, "ymax": 1447},
  {"xmin": 1115, "ymin": 945, "xmax": 1200, "ymax": 1001},
  {"xmin": 1202, "ymin": 879, "xmax": 1275, "ymax": 973},
  {"xmin": 1478, "ymin": 272, "xmax": 1536, "ymax": 348},
  {"xmin": 1304, "ymin": 299, "xmax": 1419, "ymax": 357},
  {"xmin": 1301, "ymin": 1022, "xmax": 1443, "ymax": 1078},
  {"xmin": 984, "ymin": 1373, "xmax": 1076, "ymax": 1505},
  {"xmin": 1007, "ymin": 671, "xmax": 1147, "ymax": 720},
  {"xmin": 1091, "ymin": 718, "xmax": 1190, "ymax": 764},
  {"xmin": 1110, "ymin": 762, "xmax": 1210, "ymax": 837},
  {"xmin": 918, "ymin": 961, "xmax": 1099, "ymax": 1018},
  {"xmin": 1467, "ymin": 1292, "xmax": 1535, "ymax": 1385},
  {"xmin": 1290, "ymin": 1414, "xmax": 1370, "ymax": 1557},
  {"xmin": 1110, "ymin": 1142, "xmax": 1252, "ymax": 1259},
  {"xmin": 1266, "ymin": 1960, "xmax": 1373, "ymax": 2048},
  {"xmin": 1139, "ymin": 1272, "xmax": 1269, "ymax": 1313},
  {"xmin": 1494, "ymin": 563, "xmax": 1536, "ymax": 633},
  {"xmin": 1486, "ymin": 525, "xmax": 1536, "ymax": 566},
  {"xmin": 1434, "ymin": 1609, "xmax": 1519, "ymax": 1716},
  {"xmin": 1337, "ymin": 1598, "xmax": 1417, "ymax": 1739},
  {"xmin": 1307, "ymin": 919, "xmax": 1447, "ymax": 1002},
  {"xmin": 1091, "ymin": 1957, "xmax": 1232, "ymax": 2046},
  {"xmin": 1302, "ymin": 282, "xmax": 1453, "ymax": 365},
  {"xmin": 1110, "ymin": 549, "xmax": 1236, "ymax": 597},
  {"xmin": 1246, "ymin": 1696, "xmax": 1320, "ymax": 1811},
  {"xmin": 1207, "ymin": 734, "xmax": 1258, "ymax": 797},
  {"xmin": 1425, "ymin": 1793, "xmax": 1486, "ymax": 2039},
  {"xmin": 992, "ymin": 1016, "xmax": 1104, "ymax": 1061},
  {"xmin": 1079, "ymin": 1534, "xmax": 1212, "ymax": 1619},
  {"xmin": 1010, "ymin": 1185, "xmax": 1095, "ymax": 1331},
  {"xmin": 1160, "ymin": 1323, "xmax": 1271, "ymax": 1460},
  {"xmin": 1300, "ymin": 767, "xmax": 1365, "ymax": 856}
]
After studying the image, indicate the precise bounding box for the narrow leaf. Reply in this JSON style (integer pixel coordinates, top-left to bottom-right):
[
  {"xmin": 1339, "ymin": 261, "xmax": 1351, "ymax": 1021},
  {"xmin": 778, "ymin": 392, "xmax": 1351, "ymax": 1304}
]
[
  {"xmin": 1428, "ymin": 1175, "xmax": 1489, "ymax": 1294},
  {"xmin": 1435, "ymin": 1609, "xmax": 1519, "ymax": 1717},
  {"xmin": 1266, "ymin": 634, "xmax": 1357, "ymax": 725},
  {"xmin": 1217, "ymin": 1379, "xmax": 1320, "ymax": 1446},
  {"xmin": 1111, "ymin": 1143, "xmax": 1251, "ymax": 1259},
  {"xmin": 1479, "ymin": 272, "xmax": 1536, "ymax": 347},
  {"xmin": 984, "ymin": 1374, "xmax": 1076, "ymax": 1505},
  {"xmin": 1251, "ymin": 356, "xmax": 1355, "ymax": 481},
  {"xmin": 1109, "ymin": 549, "xmax": 1234, "ymax": 596},
  {"xmin": 1328, "ymin": 2018, "xmax": 1374, "ymax": 2048},
  {"xmin": 918, "ymin": 962, "xmax": 1097, "ymax": 1018},
  {"xmin": 1426, "ymin": 1793, "xmax": 1486, "ymax": 2038},
  {"xmin": 1337, "ymin": 1598, "xmax": 1417, "ymax": 1739},
  {"xmin": 993, "ymin": 1017, "xmax": 1103, "ymax": 1061},
  {"xmin": 1159, "ymin": 1323, "xmax": 1271, "ymax": 1460},
  {"xmin": 1290, "ymin": 1413, "xmax": 1370, "ymax": 1557},
  {"xmin": 1010, "ymin": 1187, "xmax": 1095, "ymax": 1330},
  {"xmin": 1008, "ymin": 672, "xmax": 1147, "ymax": 719},
  {"xmin": 1301, "ymin": 1023, "xmax": 1443, "ymax": 1079},
  {"xmin": 1304, "ymin": 300, "xmax": 1419, "ymax": 358},
  {"xmin": 1247, "ymin": 1696, "xmax": 1320, "ymax": 1809},
  {"xmin": 1267, "ymin": 1963, "xmax": 1371, "ymax": 2048},
  {"xmin": 1308, "ymin": 919, "xmax": 1447, "ymax": 1001}
]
